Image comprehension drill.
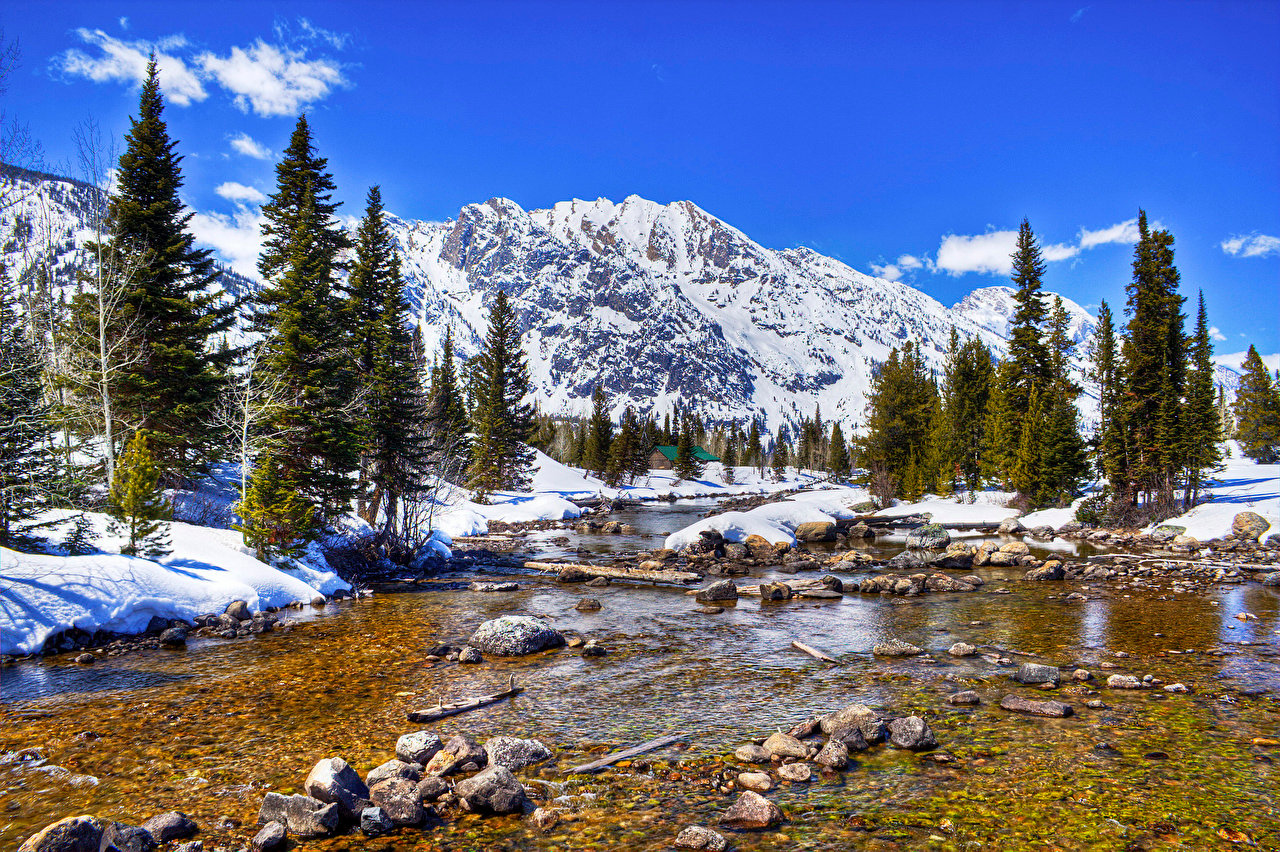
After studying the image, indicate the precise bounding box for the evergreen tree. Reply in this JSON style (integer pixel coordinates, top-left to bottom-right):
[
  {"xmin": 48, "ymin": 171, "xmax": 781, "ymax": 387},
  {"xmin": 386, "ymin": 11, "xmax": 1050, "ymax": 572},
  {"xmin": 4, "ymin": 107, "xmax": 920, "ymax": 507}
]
[
  {"xmin": 938, "ymin": 331, "xmax": 993, "ymax": 492},
  {"xmin": 981, "ymin": 361, "xmax": 1018, "ymax": 489},
  {"xmin": 1039, "ymin": 389, "xmax": 1088, "ymax": 505},
  {"xmin": 720, "ymin": 431, "xmax": 738, "ymax": 483},
  {"xmin": 1046, "ymin": 296, "xmax": 1080, "ymax": 394},
  {"xmin": 427, "ymin": 326, "xmax": 470, "ymax": 462},
  {"xmin": 1089, "ymin": 300, "xmax": 1126, "ymax": 487},
  {"xmin": 828, "ymin": 422, "xmax": 849, "ymax": 478},
  {"xmin": 584, "ymin": 384, "xmax": 613, "ymax": 475},
  {"xmin": 0, "ymin": 273, "xmax": 57, "ymax": 549},
  {"xmin": 106, "ymin": 57, "xmax": 231, "ymax": 473},
  {"xmin": 235, "ymin": 446, "xmax": 313, "ymax": 560},
  {"xmin": 1182, "ymin": 291, "xmax": 1222, "ymax": 506},
  {"xmin": 861, "ymin": 342, "xmax": 939, "ymax": 498},
  {"xmin": 1233, "ymin": 346, "xmax": 1280, "ymax": 463},
  {"xmin": 604, "ymin": 407, "xmax": 637, "ymax": 487},
  {"xmin": 252, "ymin": 117, "xmax": 359, "ymax": 524},
  {"xmin": 108, "ymin": 429, "xmax": 171, "ymax": 557},
  {"xmin": 674, "ymin": 424, "xmax": 703, "ymax": 482},
  {"xmin": 771, "ymin": 427, "xmax": 789, "ymax": 481},
  {"xmin": 1006, "ymin": 219, "xmax": 1051, "ymax": 416},
  {"xmin": 466, "ymin": 290, "xmax": 535, "ymax": 500}
]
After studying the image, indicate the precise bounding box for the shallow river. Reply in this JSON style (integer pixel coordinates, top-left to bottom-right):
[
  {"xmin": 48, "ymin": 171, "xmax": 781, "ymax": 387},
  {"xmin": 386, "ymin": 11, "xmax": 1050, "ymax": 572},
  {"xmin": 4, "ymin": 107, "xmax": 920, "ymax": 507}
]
[{"xmin": 2, "ymin": 500, "xmax": 1279, "ymax": 851}]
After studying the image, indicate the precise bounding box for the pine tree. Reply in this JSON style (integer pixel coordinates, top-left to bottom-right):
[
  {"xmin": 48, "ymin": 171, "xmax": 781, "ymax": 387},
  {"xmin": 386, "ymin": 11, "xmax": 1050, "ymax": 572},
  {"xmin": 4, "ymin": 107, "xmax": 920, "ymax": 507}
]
[
  {"xmin": 828, "ymin": 422, "xmax": 849, "ymax": 479},
  {"xmin": 235, "ymin": 446, "xmax": 313, "ymax": 560},
  {"xmin": 1006, "ymin": 219, "xmax": 1051, "ymax": 417},
  {"xmin": 1182, "ymin": 291, "xmax": 1222, "ymax": 506},
  {"xmin": 108, "ymin": 429, "xmax": 171, "ymax": 557},
  {"xmin": 1233, "ymin": 346, "xmax": 1280, "ymax": 463},
  {"xmin": 466, "ymin": 289, "xmax": 535, "ymax": 500},
  {"xmin": 720, "ymin": 431, "xmax": 738, "ymax": 483},
  {"xmin": 1039, "ymin": 389, "xmax": 1088, "ymax": 505},
  {"xmin": 981, "ymin": 361, "xmax": 1018, "ymax": 489},
  {"xmin": 674, "ymin": 424, "xmax": 703, "ymax": 482},
  {"xmin": 861, "ymin": 342, "xmax": 939, "ymax": 498},
  {"xmin": 938, "ymin": 331, "xmax": 993, "ymax": 492},
  {"xmin": 106, "ymin": 57, "xmax": 232, "ymax": 474},
  {"xmin": 771, "ymin": 427, "xmax": 789, "ymax": 481},
  {"xmin": 584, "ymin": 385, "xmax": 613, "ymax": 475},
  {"xmin": 1089, "ymin": 300, "xmax": 1126, "ymax": 488},
  {"xmin": 745, "ymin": 419, "xmax": 763, "ymax": 474},
  {"xmin": 1011, "ymin": 385, "xmax": 1045, "ymax": 502},
  {"xmin": 604, "ymin": 407, "xmax": 637, "ymax": 487},
  {"xmin": 0, "ymin": 272, "xmax": 58, "ymax": 549},
  {"xmin": 426, "ymin": 326, "xmax": 470, "ymax": 463},
  {"xmin": 252, "ymin": 117, "xmax": 360, "ymax": 524}
]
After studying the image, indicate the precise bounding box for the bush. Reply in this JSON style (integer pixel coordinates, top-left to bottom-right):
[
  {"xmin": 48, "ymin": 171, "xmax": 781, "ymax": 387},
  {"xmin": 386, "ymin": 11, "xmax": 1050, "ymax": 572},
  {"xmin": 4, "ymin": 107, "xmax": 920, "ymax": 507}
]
[{"xmin": 1074, "ymin": 494, "xmax": 1104, "ymax": 526}]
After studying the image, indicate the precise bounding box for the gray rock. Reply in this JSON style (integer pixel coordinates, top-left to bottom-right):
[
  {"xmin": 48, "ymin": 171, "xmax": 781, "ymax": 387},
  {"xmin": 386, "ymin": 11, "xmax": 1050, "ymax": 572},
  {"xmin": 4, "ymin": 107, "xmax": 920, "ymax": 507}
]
[
  {"xmin": 873, "ymin": 638, "xmax": 923, "ymax": 656},
  {"xmin": 1024, "ymin": 563, "xmax": 1066, "ymax": 581},
  {"xmin": 736, "ymin": 771, "xmax": 772, "ymax": 792},
  {"xmin": 158, "ymin": 627, "xmax": 187, "ymax": 647},
  {"xmin": 762, "ymin": 732, "xmax": 807, "ymax": 759},
  {"xmin": 814, "ymin": 739, "xmax": 849, "ymax": 769},
  {"xmin": 1013, "ymin": 663, "xmax": 1061, "ymax": 687},
  {"xmin": 759, "ymin": 581, "xmax": 793, "ymax": 601},
  {"xmin": 304, "ymin": 756, "xmax": 370, "ymax": 819},
  {"xmin": 359, "ymin": 807, "xmax": 394, "ymax": 837},
  {"xmin": 366, "ymin": 759, "xmax": 423, "ymax": 788},
  {"xmin": 257, "ymin": 793, "xmax": 339, "ymax": 838},
  {"xmin": 251, "ymin": 821, "xmax": 286, "ymax": 852},
  {"xmin": 998, "ymin": 517, "xmax": 1026, "ymax": 535},
  {"xmin": 469, "ymin": 616, "xmax": 565, "ymax": 656},
  {"xmin": 369, "ymin": 778, "xmax": 426, "ymax": 826},
  {"xmin": 416, "ymin": 776, "xmax": 449, "ymax": 802},
  {"xmin": 734, "ymin": 743, "xmax": 771, "ymax": 763},
  {"xmin": 17, "ymin": 816, "xmax": 105, "ymax": 852},
  {"xmin": 906, "ymin": 523, "xmax": 950, "ymax": 550},
  {"xmin": 1152, "ymin": 524, "xmax": 1186, "ymax": 542},
  {"xmin": 1260, "ymin": 571, "xmax": 1280, "ymax": 587},
  {"xmin": 468, "ymin": 581, "xmax": 519, "ymax": 592},
  {"xmin": 999, "ymin": 695, "xmax": 1074, "ymax": 717},
  {"xmin": 101, "ymin": 823, "xmax": 157, "ymax": 852},
  {"xmin": 1232, "ymin": 511, "xmax": 1270, "ymax": 540},
  {"xmin": 458, "ymin": 646, "xmax": 483, "ymax": 664},
  {"xmin": 140, "ymin": 812, "xmax": 197, "ymax": 843},
  {"xmin": 425, "ymin": 733, "xmax": 488, "ymax": 776},
  {"xmin": 778, "ymin": 762, "xmax": 812, "ymax": 782},
  {"xmin": 453, "ymin": 765, "xmax": 529, "ymax": 815},
  {"xmin": 575, "ymin": 597, "xmax": 602, "ymax": 612},
  {"xmin": 821, "ymin": 702, "xmax": 877, "ymax": 734},
  {"xmin": 484, "ymin": 736, "xmax": 552, "ymax": 771},
  {"xmin": 719, "ymin": 790, "xmax": 784, "ymax": 829},
  {"xmin": 674, "ymin": 825, "xmax": 728, "ymax": 850},
  {"xmin": 887, "ymin": 716, "xmax": 938, "ymax": 750},
  {"xmin": 396, "ymin": 731, "xmax": 443, "ymax": 766},
  {"xmin": 1107, "ymin": 674, "xmax": 1143, "ymax": 690},
  {"xmin": 948, "ymin": 642, "xmax": 977, "ymax": 657},
  {"xmin": 695, "ymin": 579, "xmax": 738, "ymax": 603},
  {"xmin": 794, "ymin": 521, "xmax": 838, "ymax": 542},
  {"xmin": 947, "ymin": 691, "xmax": 981, "ymax": 706},
  {"xmin": 1028, "ymin": 524, "xmax": 1055, "ymax": 539},
  {"xmin": 828, "ymin": 724, "xmax": 870, "ymax": 752}
]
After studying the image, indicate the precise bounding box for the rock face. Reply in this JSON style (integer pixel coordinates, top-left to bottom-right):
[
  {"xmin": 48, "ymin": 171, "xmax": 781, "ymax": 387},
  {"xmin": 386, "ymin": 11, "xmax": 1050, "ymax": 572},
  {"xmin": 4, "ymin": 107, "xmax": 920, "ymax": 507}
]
[
  {"xmin": 1233, "ymin": 511, "xmax": 1270, "ymax": 540},
  {"xmin": 695, "ymin": 579, "xmax": 738, "ymax": 603},
  {"xmin": 258, "ymin": 793, "xmax": 340, "ymax": 838},
  {"xmin": 794, "ymin": 521, "xmax": 837, "ymax": 542},
  {"xmin": 17, "ymin": 816, "xmax": 105, "ymax": 852},
  {"xmin": 453, "ymin": 765, "xmax": 530, "ymax": 815},
  {"xmin": 140, "ymin": 812, "xmax": 197, "ymax": 843},
  {"xmin": 484, "ymin": 736, "xmax": 552, "ymax": 771},
  {"xmin": 674, "ymin": 826, "xmax": 728, "ymax": 850},
  {"xmin": 396, "ymin": 731, "xmax": 443, "ymax": 766},
  {"xmin": 1013, "ymin": 663, "xmax": 1061, "ymax": 687},
  {"xmin": 906, "ymin": 523, "xmax": 950, "ymax": 550},
  {"xmin": 1000, "ymin": 695, "xmax": 1074, "ymax": 717},
  {"xmin": 887, "ymin": 716, "xmax": 938, "ymax": 750},
  {"xmin": 719, "ymin": 790, "xmax": 785, "ymax": 829},
  {"xmin": 873, "ymin": 638, "xmax": 923, "ymax": 656},
  {"xmin": 304, "ymin": 757, "xmax": 371, "ymax": 819},
  {"xmin": 469, "ymin": 616, "xmax": 565, "ymax": 656}
]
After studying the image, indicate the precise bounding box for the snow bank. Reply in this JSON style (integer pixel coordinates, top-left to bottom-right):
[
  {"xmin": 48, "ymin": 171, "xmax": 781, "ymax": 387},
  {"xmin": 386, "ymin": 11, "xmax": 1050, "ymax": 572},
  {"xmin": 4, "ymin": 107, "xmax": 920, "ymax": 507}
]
[
  {"xmin": 874, "ymin": 496, "xmax": 1017, "ymax": 526},
  {"xmin": 664, "ymin": 485, "xmax": 871, "ymax": 550},
  {"xmin": 1154, "ymin": 445, "xmax": 1278, "ymax": 541},
  {"xmin": 0, "ymin": 513, "xmax": 348, "ymax": 655}
]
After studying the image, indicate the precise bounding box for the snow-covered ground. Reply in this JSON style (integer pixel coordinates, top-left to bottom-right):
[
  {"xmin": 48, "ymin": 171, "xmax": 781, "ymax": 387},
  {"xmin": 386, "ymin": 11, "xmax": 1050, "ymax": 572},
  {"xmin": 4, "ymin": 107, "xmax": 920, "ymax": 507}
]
[
  {"xmin": 431, "ymin": 450, "xmax": 823, "ymax": 538},
  {"xmin": 664, "ymin": 485, "xmax": 872, "ymax": 549},
  {"xmin": 1153, "ymin": 443, "xmax": 1278, "ymax": 541},
  {"xmin": 0, "ymin": 511, "xmax": 348, "ymax": 656}
]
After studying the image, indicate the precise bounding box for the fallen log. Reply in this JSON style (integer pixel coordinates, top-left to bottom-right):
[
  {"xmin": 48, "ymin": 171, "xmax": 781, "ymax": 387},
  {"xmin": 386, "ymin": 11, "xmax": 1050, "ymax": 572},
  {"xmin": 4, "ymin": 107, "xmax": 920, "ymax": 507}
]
[
  {"xmin": 567, "ymin": 733, "xmax": 688, "ymax": 774},
  {"xmin": 524, "ymin": 560, "xmax": 701, "ymax": 585},
  {"xmin": 738, "ymin": 578, "xmax": 829, "ymax": 596},
  {"xmin": 791, "ymin": 640, "xmax": 838, "ymax": 663},
  {"xmin": 407, "ymin": 676, "xmax": 523, "ymax": 723}
]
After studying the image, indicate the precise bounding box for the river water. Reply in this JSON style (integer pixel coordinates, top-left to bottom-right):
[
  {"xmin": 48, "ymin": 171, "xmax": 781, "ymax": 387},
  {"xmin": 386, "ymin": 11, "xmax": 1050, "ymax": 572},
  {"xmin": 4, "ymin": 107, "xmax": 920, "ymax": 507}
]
[{"xmin": 2, "ymin": 499, "xmax": 1278, "ymax": 850}]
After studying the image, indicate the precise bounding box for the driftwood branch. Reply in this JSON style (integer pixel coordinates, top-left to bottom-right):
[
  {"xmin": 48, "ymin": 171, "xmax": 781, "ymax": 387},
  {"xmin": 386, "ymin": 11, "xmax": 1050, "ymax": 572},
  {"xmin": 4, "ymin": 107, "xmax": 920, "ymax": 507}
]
[
  {"xmin": 567, "ymin": 733, "xmax": 688, "ymax": 774},
  {"xmin": 406, "ymin": 676, "xmax": 523, "ymax": 723},
  {"xmin": 791, "ymin": 640, "xmax": 838, "ymax": 663},
  {"xmin": 523, "ymin": 561, "xmax": 702, "ymax": 585}
]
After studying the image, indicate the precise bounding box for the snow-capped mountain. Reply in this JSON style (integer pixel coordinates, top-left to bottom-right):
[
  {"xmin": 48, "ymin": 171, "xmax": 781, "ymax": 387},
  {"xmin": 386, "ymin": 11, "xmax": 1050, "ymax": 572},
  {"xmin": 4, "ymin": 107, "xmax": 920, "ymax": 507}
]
[
  {"xmin": 3, "ymin": 166, "xmax": 1100, "ymax": 433},
  {"xmin": 953, "ymin": 285, "xmax": 1096, "ymax": 348}
]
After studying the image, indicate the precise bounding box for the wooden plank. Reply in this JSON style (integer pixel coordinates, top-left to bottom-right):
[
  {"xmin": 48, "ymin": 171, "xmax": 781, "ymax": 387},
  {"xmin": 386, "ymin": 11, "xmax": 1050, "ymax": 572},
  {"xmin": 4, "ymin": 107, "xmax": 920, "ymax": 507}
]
[
  {"xmin": 791, "ymin": 640, "xmax": 838, "ymax": 663},
  {"xmin": 523, "ymin": 560, "xmax": 701, "ymax": 585},
  {"xmin": 406, "ymin": 678, "xmax": 523, "ymax": 723},
  {"xmin": 567, "ymin": 733, "xmax": 688, "ymax": 774}
]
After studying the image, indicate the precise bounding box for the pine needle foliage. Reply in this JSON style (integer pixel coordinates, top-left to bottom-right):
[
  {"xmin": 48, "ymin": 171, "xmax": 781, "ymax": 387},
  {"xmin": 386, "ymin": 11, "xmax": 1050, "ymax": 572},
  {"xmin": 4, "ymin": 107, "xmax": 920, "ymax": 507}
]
[
  {"xmin": 466, "ymin": 289, "xmax": 535, "ymax": 501},
  {"xmin": 108, "ymin": 429, "xmax": 171, "ymax": 557}
]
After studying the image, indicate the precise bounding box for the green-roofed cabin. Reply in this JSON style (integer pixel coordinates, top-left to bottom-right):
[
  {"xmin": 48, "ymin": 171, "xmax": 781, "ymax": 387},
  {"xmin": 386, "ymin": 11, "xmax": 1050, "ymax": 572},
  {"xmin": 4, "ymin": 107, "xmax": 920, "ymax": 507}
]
[{"xmin": 649, "ymin": 445, "xmax": 720, "ymax": 470}]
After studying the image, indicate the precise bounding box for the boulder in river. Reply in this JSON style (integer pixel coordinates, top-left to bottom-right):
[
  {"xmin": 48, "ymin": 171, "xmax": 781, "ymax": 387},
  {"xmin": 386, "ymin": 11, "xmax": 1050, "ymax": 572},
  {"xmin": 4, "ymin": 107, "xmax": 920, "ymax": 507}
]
[
  {"xmin": 821, "ymin": 702, "xmax": 877, "ymax": 735},
  {"xmin": 948, "ymin": 642, "xmax": 977, "ymax": 657},
  {"xmin": 426, "ymin": 733, "xmax": 488, "ymax": 776},
  {"xmin": 458, "ymin": 646, "xmax": 483, "ymax": 664},
  {"xmin": 1024, "ymin": 562, "xmax": 1065, "ymax": 581},
  {"xmin": 778, "ymin": 762, "xmax": 812, "ymax": 782},
  {"xmin": 575, "ymin": 597, "xmax": 602, "ymax": 612},
  {"xmin": 906, "ymin": 523, "xmax": 950, "ymax": 550},
  {"xmin": 257, "ymin": 793, "xmax": 339, "ymax": 838},
  {"xmin": 140, "ymin": 812, "xmax": 197, "ymax": 843},
  {"xmin": 304, "ymin": 757, "xmax": 370, "ymax": 820},
  {"xmin": 999, "ymin": 695, "xmax": 1073, "ymax": 717},
  {"xmin": 359, "ymin": 807, "xmax": 393, "ymax": 837},
  {"xmin": 735, "ymin": 743, "xmax": 771, "ymax": 763},
  {"xmin": 887, "ymin": 716, "xmax": 938, "ymax": 750},
  {"xmin": 998, "ymin": 517, "xmax": 1025, "ymax": 535},
  {"xmin": 763, "ymin": 732, "xmax": 808, "ymax": 759},
  {"xmin": 794, "ymin": 521, "xmax": 837, "ymax": 542},
  {"xmin": 101, "ymin": 822, "xmax": 157, "ymax": 852},
  {"xmin": 225, "ymin": 600, "xmax": 251, "ymax": 621},
  {"xmin": 759, "ymin": 581, "xmax": 793, "ymax": 601},
  {"xmin": 828, "ymin": 724, "xmax": 871, "ymax": 752},
  {"xmin": 674, "ymin": 825, "xmax": 727, "ymax": 850},
  {"xmin": 1261, "ymin": 571, "xmax": 1280, "ymax": 587},
  {"xmin": 396, "ymin": 731, "xmax": 443, "ymax": 766},
  {"xmin": 484, "ymin": 736, "xmax": 552, "ymax": 771},
  {"xmin": 1233, "ymin": 511, "xmax": 1270, "ymax": 540},
  {"xmin": 1013, "ymin": 663, "xmax": 1061, "ymax": 687},
  {"xmin": 873, "ymin": 639, "xmax": 923, "ymax": 657},
  {"xmin": 1107, "ymin": 674, "xmax": 1143, "ymax": 690},
  {"xmin": 251, "ymin": 821, "xmax": 286, "ymax": 851},
  {"xmin": 736, "ymin": 771, "xmax": 772, "ymax": 792},
  {"xmin": 158, "ymin": 627, "xmax": 187, "ymax": 647},
  {"xmin": 719, "ymin": 790, "xmax": 785, "ymax": 829},
  {"xmin": 469, "ymin": 616, "xmax": 565, "ymax": 656},
  {"xmin": 17, "ymin": 816, "xmax": 105, "ymax": 852},
  {"xmin": 368, "ymin": 778, "xmax": 426, "ymax": 826},
  {"xmin": 814, "ymin": 740, "xmax": 849, "ymax": 769},
  {"xmin": 695, "ymin": 579, "xmax": 738, "ymax": 603},
  {"xmin": 453, "ymin": 765, "xmax": 529, "ymax": 815},
  {"xmin": 366, "ymin": 759, "xmax": 422, "ymax": 788},
  {"xmin": 947, "ymin": 691, "xmax": 981, "ymax": 706}
]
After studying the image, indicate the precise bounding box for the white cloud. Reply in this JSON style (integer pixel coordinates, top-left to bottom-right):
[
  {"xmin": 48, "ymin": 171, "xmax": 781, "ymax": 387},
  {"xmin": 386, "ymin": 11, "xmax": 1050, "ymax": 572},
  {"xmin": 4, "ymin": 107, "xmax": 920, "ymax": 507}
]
[
  {"xmin": 870, "ymin": 253, "xmax": 929, "ymax": 282},
  {"xmin": 1042, "ymin": 242, "xmax": 1081, "ymax": 262},
  {"xmin": 1210, "ymin": 326, "xmax": 1227, "ymax": 342},
  {"xmin": 281, "ymin": 17, "xmax": 353, "ymax": 50},
  {"xmin": 190, "ymin": 207, "xmax": 265, "ymax": 279},
  {"xmin": 55, "ymin": 28, "xmax": 207, "ymax": 106},
  {"xmin": 215, "ymin": 181, "xmax": 267, "ymax": 205},
  {"xmin": 870, "ymin": 261, "xmax": 904, "ymax": 281},
  {"xmin": 197, "ymin": 40, "xmax": 349, "ymax": 117},
  {"xmin": 118, "ymin": 17, "xmax": 129, "ymax": 30},
  {"xmin": 935, "ymin": 230, "xmax": 1018, "ymax": 276},
  {"xmin": 228, "ymin": 132, "xmax": 272, "ymax": 160},
  {"xmin": 1078, "ymin": 218, "xmax": 1142, "ymax": 249},
  {"xmin": 1221, "ymin": 233, "xmax": 1280, "ymax": 258}
]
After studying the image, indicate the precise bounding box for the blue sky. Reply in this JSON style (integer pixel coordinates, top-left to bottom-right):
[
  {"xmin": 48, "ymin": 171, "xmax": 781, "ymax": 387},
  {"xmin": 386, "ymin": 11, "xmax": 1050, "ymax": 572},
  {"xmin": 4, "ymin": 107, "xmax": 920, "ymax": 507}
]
[{"xmin": 6, "ymin": 0, "xmax": 1279, "ymax": 356}]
